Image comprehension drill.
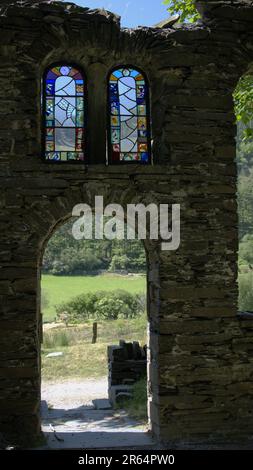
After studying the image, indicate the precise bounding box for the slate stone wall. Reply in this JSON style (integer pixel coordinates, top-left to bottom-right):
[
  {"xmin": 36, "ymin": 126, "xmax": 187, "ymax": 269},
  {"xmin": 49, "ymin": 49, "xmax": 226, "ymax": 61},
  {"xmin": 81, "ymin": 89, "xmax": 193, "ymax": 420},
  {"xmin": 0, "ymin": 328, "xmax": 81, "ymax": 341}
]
[
  {"xmin": 0, "ymin": 0, "xmax": 253, "ymax": 446},
  {"xmin": 107, "ymin": 341, "xmax": 147, "ymax": 405}
]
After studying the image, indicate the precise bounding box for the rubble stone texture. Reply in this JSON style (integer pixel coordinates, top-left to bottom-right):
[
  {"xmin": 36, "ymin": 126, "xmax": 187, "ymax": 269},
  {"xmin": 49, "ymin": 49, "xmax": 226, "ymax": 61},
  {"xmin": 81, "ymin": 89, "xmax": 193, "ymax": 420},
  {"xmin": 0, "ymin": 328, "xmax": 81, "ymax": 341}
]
[
  {"xmin": 0, "ymin": 0, "xmax": 253, "ymax": 447},
  {"xmin": 108, "ymin": 341, "xmax": 147, "ymax": 405}
]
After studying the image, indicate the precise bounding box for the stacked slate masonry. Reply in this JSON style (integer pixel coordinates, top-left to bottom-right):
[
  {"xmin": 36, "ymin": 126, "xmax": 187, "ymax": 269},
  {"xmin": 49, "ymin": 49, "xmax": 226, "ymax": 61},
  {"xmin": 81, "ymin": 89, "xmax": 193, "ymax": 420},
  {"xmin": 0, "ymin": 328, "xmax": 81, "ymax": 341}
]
[
  {"xmin": 108, "ymin": 341, "xmax": 147, "ymax": 405},
  {"xmin": 0, "ymin": 0, "xmax": 253, "ymax": 447}
]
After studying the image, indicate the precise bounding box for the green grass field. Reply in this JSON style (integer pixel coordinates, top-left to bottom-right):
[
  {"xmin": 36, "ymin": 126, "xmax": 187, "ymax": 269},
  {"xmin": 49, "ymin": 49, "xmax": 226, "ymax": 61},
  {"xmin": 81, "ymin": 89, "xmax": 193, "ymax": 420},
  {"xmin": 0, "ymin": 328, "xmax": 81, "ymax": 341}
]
[
  {"xmin": 42, "ymin": 316, "xmax": 147, "ymax": 381},
  {"xmin": 42, "ymin": 273, "xmax": 146, "ymax": 322}
]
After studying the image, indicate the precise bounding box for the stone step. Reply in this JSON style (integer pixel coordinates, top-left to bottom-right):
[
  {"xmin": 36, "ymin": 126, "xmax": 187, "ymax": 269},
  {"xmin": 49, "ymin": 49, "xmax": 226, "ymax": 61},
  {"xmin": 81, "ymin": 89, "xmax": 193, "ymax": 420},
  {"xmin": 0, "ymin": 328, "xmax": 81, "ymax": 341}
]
[{"xmin": 92, "ymin": 399, "xmax": 112, "ymax": 410}]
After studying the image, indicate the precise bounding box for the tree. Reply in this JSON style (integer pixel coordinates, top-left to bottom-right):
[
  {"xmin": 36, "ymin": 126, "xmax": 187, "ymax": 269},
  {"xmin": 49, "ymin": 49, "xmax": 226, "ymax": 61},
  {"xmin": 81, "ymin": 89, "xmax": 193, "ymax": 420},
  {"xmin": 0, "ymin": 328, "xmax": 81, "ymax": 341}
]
[
  {"xmin": 164, "ymin": 0, "xmax": 253, "ymax": 137},
  {"xmin": 237, "ymin": 121, "xmax": 253, "ymax": 174},
  {"xmin": 163, "ymin": 0, "xmax": 200, "ymax": 22},
  {"xmin": 234, "ymin": 75, "xmax": 253, "ymax": 140},
  {"xmin": 238, "ymin": 170, "xmax": 253, "ymax": 240},
  {"xmin": 43, "ymin": 218, "xmax": 147, "ymax": 275}
]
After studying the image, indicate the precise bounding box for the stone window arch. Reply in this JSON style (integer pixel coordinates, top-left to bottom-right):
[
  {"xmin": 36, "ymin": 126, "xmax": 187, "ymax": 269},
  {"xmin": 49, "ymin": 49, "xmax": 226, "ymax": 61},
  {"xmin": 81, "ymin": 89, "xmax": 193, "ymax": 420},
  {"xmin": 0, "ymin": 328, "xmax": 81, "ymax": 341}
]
[
  {"xmin": 42, "ymin": 64, "xmax": 86, "ymax": 162},
  {"xmin": 108, "ymin": 66, "xmax": 151, "ymax": 164}
]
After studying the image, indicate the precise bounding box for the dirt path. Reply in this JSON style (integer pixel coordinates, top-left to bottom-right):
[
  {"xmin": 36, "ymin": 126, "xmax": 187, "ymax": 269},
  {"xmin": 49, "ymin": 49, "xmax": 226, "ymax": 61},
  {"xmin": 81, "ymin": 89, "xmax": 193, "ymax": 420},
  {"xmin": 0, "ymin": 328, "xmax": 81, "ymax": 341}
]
[
  {"xmin": 42, "ymin": 377, "xmax": 108, "ymax": 409},
  {"xmin": 41, "ymin": 378, "xmax": 158, "ymax": 449}
]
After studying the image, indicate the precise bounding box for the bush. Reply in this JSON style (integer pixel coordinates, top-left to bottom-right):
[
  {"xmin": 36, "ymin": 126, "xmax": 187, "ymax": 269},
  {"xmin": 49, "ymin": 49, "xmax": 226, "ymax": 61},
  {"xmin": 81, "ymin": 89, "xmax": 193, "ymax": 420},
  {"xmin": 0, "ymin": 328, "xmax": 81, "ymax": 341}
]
[
  {"xmin": 55, "ymin": 290, "xmax": 145, "ymax": 323},
  {"xmin": 56, "ymin": 292, "xmax": 99, "ymax": 323},
  {"xmin": 95, "ymin": 296, "xmax": 129, "ymax": 320},
  {"xmin": 239, "ymin": 272, "xmax": 253, "ymax": 311}
]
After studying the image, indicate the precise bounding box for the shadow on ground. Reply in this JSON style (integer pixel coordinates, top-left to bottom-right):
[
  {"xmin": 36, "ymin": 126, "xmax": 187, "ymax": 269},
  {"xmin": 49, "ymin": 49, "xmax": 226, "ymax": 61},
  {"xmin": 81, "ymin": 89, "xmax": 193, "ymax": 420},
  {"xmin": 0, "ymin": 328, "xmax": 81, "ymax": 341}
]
[{"xmin": 41, "ymin": 400, "xmax": 157, "ymax": 449}]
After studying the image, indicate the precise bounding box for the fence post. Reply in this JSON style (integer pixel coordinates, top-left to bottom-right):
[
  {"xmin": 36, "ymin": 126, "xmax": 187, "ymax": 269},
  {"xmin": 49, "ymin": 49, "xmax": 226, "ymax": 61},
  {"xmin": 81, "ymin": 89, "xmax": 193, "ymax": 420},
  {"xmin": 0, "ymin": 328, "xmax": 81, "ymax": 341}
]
[{"xmin": 92, "ymin": 322, "xmax": 97, "ymax": 344}]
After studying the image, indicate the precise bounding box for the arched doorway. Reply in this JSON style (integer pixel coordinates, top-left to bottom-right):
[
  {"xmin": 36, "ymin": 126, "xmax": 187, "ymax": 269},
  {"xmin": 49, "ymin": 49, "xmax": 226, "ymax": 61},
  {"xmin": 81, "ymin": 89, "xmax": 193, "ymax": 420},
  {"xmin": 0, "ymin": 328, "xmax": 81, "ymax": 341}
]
[
  {"xmin": 37, "ymin": 205, "xmax": 160, "ymax": 448},
  {"xmin": 235, "ymin": 72, "xmax": 253, "ymax": 313}
]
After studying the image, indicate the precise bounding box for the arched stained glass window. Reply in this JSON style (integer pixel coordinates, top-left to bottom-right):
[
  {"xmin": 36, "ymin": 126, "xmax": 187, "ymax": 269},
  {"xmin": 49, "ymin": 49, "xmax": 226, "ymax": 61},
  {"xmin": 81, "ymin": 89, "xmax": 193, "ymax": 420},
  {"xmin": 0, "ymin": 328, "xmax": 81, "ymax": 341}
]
[
  {"xmin": 43, "ymin": 64, "xmax": 86, "ymax": 162},
  {"xmin": 108, "ymin": 67, "xmax": 151, "ymax": 164}
]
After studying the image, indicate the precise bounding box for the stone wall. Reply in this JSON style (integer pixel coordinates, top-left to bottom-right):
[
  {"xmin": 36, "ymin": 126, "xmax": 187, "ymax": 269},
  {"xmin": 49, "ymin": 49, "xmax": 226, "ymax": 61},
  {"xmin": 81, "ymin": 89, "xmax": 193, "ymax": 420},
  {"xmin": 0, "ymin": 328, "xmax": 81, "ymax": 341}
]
[
  {"xmin": 108, "ymin": 341, "xmax": 147, "ymax": 405},
  {"xmin": 0, "ymin": 0, "xmax": 253, "ymax": 447}
]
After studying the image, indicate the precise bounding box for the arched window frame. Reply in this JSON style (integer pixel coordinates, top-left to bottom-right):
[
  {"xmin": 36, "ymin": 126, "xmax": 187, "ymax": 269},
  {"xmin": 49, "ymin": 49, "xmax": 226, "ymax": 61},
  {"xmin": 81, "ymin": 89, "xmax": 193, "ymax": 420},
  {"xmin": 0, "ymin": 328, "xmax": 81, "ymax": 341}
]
[
  {"xmin": 42, "ymin": 62, "xmax": 87, "ymax": 163},
  {"xmin": 107, "ymin": 65, "xmax": 152, "ymax": 165}
]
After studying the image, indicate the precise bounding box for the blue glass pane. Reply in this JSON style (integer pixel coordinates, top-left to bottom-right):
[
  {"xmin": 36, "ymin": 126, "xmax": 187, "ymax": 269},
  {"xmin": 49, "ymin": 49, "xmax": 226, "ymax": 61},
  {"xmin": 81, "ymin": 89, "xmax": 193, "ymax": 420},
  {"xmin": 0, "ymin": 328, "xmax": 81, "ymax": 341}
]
[
  {"xmin": 44, "ymin": 65, "xmax": 85, "ymax": 162},
  {"xmin": 46, "ymin": 80, "xmax": 54, "ymax": 96},
  {"xmin": 109, "ymin": 67, "xmax": 150, "ymax": 164}
]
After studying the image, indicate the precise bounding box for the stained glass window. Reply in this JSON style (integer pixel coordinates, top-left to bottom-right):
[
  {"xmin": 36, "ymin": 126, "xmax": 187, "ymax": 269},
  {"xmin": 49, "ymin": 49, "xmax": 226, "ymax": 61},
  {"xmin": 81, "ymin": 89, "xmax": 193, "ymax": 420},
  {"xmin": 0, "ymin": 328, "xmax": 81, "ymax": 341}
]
[
  {"xmin": 108, "ymin": 67, "xmax": 151, "ymax": 164},
  {"xmin": 43, "ymin": 65, "xmax": 86, "ymax": 162}
]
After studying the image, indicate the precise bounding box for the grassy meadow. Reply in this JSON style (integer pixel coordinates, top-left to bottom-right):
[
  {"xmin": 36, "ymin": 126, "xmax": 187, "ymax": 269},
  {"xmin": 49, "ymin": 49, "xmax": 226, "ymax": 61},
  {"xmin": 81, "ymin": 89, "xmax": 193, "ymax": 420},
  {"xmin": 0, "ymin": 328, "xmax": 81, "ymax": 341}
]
[
  {"xmin": 41, "ymin": 316, "xmax": 147, "ymax": 381},
  {"xmin": 42, "ymin": 273, "xmax": 146, "ymax": 322},
  {"xmin": 41, "ymin": 272, "xmax": 147, "ymax": 387}
]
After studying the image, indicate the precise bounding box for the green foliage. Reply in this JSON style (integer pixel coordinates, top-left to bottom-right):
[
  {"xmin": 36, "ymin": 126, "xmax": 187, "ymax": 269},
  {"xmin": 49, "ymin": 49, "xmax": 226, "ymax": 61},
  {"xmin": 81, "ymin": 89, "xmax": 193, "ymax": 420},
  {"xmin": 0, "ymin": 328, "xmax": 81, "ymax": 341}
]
[
  {"xmin": 234, "ymin": 76, "xmax": 253, "ymax": 138},
  {"xmin": 163, "ymin": 0, "xmax": 200, "ymax": 22},
  {"xmin": 55, "ymin": 289, "xmax": 145, "ymax": 322},
  {"xmin": 56, "ymin": 291, "xmax": 99, "ymax": 322},
  {"xmin": 43, "ymin": 219, "xmax": 146, "ymax": 276},
  {"xmin": 165, "ymin": 1, "xmax": 253, "ymax": 136},
  {"xmin": 239, "ymin": 272, "xmax": 253, "ymax": 311},
  {"xmin": 41, "ymin": 317, "xmax": 147, "ymax": 381},
  {"xmin": 116, "ymin": 378, "xmax": 147, "ymax": 421},
  {"xmin": 238, "ymin": 171, "xmax": 253, "ymax": 240},
  {"xmin": 50, "ymin": 250, "xmax": 103, "ymax": 276},
  {"xmin": 239, "ymin": 234, "xmax": 253, "ymax": 266},
  {"xmin": 42, "ymin": 273, "xmax": 146, "ymax": 322},
  {"xmin": 95, "ymin": 296, "xmax": 129, "ymax": 320},
  {"xmin": 109, "ymin": 254, "xmax": 129, "ymax": 272},
  {"xmin": 237, "ymin": 132, "xmax": 253, "ymax": 175}
]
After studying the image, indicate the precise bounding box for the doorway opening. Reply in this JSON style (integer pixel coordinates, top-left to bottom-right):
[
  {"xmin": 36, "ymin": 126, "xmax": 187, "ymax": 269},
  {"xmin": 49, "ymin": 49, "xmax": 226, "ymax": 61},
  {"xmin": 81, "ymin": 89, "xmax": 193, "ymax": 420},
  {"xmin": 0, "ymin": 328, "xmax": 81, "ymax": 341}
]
[
  {"xmin": 39, "ymin": 217, "xmax": 155, "ymax": 449},
  {"xmin": 235, "ymin": 73, "xmax": 253, "ymax": 314}
]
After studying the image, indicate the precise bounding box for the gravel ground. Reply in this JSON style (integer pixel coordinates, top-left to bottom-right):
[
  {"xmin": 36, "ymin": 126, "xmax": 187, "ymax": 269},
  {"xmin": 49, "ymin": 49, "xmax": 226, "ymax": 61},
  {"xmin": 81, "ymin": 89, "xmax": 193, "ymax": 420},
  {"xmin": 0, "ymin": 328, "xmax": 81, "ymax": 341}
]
[
  {"xmin": 40, "ymin": 377, "xmax": 157, "ymax": 449},
  {"xmin": 42, "ymin": 377, "xmax": 108, "ymax": 409}
]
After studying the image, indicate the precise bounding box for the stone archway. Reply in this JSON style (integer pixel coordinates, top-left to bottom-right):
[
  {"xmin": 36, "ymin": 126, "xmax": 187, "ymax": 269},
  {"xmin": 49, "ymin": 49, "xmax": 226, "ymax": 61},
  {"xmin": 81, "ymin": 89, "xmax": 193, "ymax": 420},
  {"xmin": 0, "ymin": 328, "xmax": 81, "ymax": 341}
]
[
  {"xmin": 38, "ymin": 210, "xmax": 157, "ymax": 448},
  {"xmin": 2, "ymin": 1, "xmax": 253, "ymax": 448},
  {"xmin": 35, "ymin": 182, "xmax": 161, "ymax": 444}
]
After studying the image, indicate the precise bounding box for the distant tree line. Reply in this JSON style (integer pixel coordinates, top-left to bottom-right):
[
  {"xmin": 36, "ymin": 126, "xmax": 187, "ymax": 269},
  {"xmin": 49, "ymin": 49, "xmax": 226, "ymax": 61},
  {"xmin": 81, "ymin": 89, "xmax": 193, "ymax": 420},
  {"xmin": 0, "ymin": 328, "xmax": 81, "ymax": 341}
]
[{"xmin": 42, "ymin": 220, "xmax": 146, "ymax": 275}]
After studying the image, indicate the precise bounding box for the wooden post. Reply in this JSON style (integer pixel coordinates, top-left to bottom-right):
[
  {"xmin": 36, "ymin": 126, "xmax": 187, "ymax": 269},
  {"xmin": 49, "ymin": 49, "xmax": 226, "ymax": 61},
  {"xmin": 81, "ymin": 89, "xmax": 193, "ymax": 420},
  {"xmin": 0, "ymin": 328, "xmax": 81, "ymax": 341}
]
[{"xmin": 92, "ymin": 322, "xmax": 97, "ymax": 344}]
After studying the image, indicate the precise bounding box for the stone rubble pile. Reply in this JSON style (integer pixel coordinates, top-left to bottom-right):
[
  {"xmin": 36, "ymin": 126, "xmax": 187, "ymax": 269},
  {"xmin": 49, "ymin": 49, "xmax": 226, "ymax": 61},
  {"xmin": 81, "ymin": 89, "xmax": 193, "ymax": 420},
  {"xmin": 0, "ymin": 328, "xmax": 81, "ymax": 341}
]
[{"xmin": 108, "ymin": 340, "xmax": 147, "ymax": 405}]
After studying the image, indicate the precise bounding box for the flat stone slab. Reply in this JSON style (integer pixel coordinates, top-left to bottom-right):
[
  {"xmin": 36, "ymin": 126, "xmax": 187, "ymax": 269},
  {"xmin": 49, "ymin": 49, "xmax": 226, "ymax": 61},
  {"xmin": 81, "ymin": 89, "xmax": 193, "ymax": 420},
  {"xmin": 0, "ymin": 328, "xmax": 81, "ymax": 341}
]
[
  {"xmin": 41, "ymin": 428, "xmax": 157, "ymax": 449},
  {"xmin": 46, "ymin": 352, "xmax": 63, "ymax": 358},
  {"xmin": 92, "ymin": 399, "xmax": 112, "ymax": 410}
]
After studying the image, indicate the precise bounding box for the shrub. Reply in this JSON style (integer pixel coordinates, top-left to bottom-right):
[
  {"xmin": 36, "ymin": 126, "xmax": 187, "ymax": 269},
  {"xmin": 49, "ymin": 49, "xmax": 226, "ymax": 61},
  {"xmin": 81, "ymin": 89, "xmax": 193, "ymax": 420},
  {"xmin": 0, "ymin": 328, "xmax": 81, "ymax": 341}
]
[
  {"xmin": 95, "ymin": 295, "xmax": 132, "ymax": 320},
  {"xmin": 56, "ymin": 290, "xmax": 146, "ymax": 322},
  {"xmin": 56, "ymin": 292, "xmax": 99, "ymax": 323}
]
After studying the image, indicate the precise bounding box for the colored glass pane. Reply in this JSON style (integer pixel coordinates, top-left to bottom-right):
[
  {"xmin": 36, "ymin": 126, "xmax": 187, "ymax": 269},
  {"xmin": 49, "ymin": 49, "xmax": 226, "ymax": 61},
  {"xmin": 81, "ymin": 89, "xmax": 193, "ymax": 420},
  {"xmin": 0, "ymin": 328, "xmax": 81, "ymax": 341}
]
[
  {"xmin": 108, "ymin": 67, "xmax": 151, "ymax": 164},
  {"xmin": 43, "ymin": 65, "xmax": 85, "ymax": 162}
]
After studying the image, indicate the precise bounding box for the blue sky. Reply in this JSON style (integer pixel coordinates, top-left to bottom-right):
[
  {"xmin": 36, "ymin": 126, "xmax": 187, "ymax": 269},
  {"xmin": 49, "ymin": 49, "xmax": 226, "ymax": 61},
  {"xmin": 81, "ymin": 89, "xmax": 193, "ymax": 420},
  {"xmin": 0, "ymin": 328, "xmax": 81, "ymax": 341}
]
[{"xmin": 64, "ymin": 0, "xmax": 169, "ymax": 28}]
